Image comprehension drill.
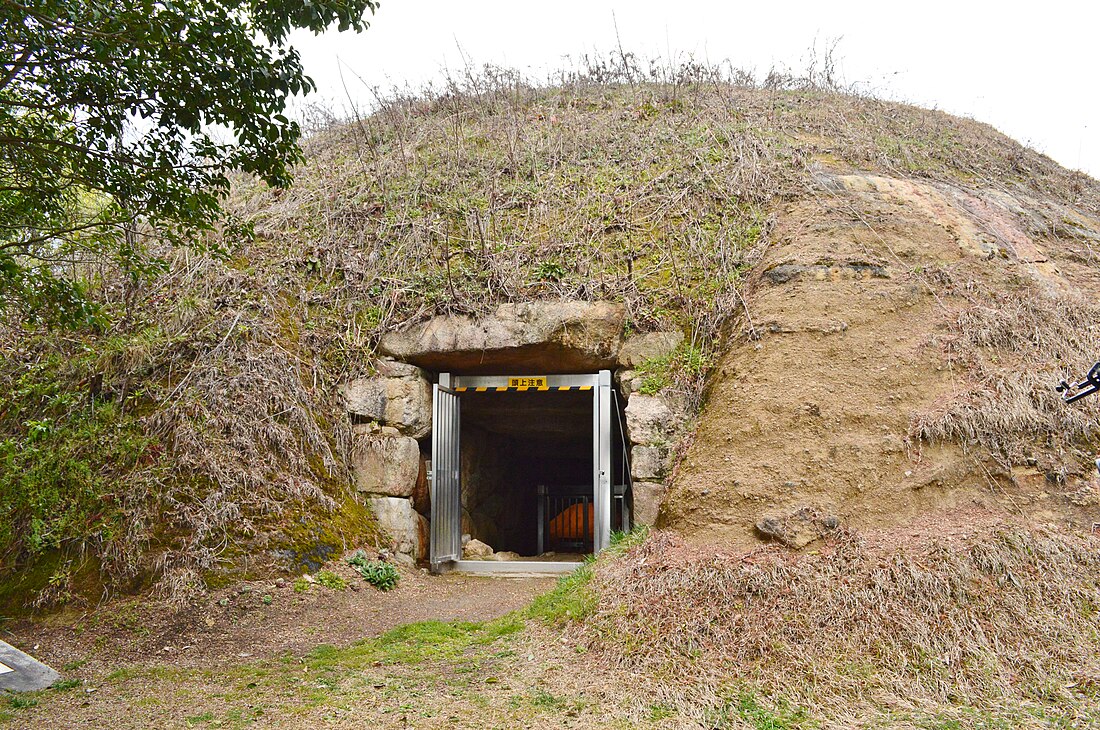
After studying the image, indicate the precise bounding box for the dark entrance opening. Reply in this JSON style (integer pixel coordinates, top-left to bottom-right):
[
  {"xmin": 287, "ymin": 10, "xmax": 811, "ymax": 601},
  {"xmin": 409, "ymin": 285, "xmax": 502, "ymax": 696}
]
[{"xmin": 456, "ymin": 387, "xmax": 629, "ymax": 558}]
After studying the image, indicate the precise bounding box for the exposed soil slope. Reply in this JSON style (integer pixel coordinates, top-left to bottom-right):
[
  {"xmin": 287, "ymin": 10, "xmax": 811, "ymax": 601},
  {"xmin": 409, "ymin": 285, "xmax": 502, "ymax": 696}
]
[{"xmin": 667, "ymin": 168, "xmax": 1100, "ymax": 547}]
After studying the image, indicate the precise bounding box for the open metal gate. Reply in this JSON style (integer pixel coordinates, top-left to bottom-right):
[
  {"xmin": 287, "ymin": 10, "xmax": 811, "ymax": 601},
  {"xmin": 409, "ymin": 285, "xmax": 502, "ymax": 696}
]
[
  {"xmin": 429, "ymin": 379, "xmax": 461, "ymax": 568},
  {"xmin": 430, "ymin": 370, "xmax": 616, "ymax": 574}
]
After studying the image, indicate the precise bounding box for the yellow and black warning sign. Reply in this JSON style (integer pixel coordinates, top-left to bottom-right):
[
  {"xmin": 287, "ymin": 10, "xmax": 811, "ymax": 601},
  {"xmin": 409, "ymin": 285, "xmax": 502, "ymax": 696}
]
[{"xmin": 453, "ymin": 376, "xmax": 593, "ymax": 393}]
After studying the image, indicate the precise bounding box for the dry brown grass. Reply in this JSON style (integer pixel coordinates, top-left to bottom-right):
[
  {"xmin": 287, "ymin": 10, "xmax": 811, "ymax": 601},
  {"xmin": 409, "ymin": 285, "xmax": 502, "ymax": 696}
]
[
  {"xmin": 911, "ymin": 275, "xmax": 1100, "ymax": 479},
  {"xmin": 5, "ymin": 55, "xmax": 1100, "ymax": 599},
  {"xmin": 575, "ymin": 528, "xmax": 1100, "ymax": 725}
]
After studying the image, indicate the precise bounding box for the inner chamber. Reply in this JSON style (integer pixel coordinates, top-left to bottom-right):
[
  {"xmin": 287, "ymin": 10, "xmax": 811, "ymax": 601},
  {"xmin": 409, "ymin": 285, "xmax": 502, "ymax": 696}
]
[{"xmin": 458, "ymin": 388, "xmax": 624, "ymax": 557}]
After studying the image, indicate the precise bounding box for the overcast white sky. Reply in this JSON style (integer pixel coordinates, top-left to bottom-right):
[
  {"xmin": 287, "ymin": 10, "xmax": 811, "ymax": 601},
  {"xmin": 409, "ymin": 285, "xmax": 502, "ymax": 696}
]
[{"xmin": 290, "ymin": 1, "xmax": 1100, "ymax": 178}]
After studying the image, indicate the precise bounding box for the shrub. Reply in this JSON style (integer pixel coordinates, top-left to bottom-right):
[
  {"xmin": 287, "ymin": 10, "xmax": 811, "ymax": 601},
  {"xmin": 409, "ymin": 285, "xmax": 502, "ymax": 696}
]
[{"xmin": 637, "ymin": 343, "xmax": 712, "ymax": 397}]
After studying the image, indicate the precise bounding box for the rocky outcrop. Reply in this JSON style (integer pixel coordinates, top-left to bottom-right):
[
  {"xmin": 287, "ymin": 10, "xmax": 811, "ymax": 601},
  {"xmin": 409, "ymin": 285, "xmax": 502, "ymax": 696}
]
[
  {"xmin": 379, "ymin": 301, "xmax": 626, "ymax": 373},
  {"xmin": 367, "ymin": 496, "xmax": 424, "ymax": 559},
  {"xmin": 350, "ymin": 433, "xmax": 421, "ymax": 497},
  {"xmin": 342, "ymin": 360, "xmax": 432, "ymax": 438},
  {"xmin": 618, "ymin": 330, "xmax": 683, "ymax": 368}
]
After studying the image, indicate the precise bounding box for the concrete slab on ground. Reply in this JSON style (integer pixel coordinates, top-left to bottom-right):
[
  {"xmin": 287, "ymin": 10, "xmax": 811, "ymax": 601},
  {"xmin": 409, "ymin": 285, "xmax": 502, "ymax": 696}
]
[{"xmin": 0, "ymin": 640, "xmax": 60, "ymax": 692}]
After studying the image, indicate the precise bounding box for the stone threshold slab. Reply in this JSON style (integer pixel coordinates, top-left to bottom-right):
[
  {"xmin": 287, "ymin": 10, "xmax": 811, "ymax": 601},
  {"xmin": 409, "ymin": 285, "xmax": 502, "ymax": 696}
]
[{"xmin": 442, "ymin": 560, "xmax": 583, "ymax": 576}]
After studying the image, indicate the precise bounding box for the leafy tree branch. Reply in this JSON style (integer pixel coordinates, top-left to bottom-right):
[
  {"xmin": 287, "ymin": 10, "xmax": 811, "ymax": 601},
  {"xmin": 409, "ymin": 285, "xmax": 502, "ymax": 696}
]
[{"xmin": 0, "ymin": 0, "xmax": 378, "ymax": 325}]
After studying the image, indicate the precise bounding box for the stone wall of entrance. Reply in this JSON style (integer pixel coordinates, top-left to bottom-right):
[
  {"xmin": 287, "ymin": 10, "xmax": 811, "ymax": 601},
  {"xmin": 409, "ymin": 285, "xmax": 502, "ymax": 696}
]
[{"xmin": 340, "ymin": 300, "xmax": 691, "ymax": 560}]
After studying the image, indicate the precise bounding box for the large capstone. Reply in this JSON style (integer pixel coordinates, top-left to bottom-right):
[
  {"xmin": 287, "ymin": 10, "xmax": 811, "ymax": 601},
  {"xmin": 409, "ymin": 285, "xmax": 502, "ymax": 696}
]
[
  {"xmin": 342, "ymin": 360, "xmax": 432, "ymax": 438},
  {"xmin": 378, "ymin": 301, "xmax": 626, "ymax": 373},
  {"xmin": 351, "ymin": 434, "xmax": 421, "ymax": 497},
  {"xmin": 367, "ymin": 496, "xmax": 422, "ymax": 559}
]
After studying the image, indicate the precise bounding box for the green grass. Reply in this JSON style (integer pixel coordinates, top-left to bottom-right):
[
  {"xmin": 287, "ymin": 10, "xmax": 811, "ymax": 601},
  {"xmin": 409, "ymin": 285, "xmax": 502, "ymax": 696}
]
[
  {"xmin": 648, "ymin": 703, "xmax": 677, "ymax": 721},
  {"xmin": 313, "ymin": 569, "xmax": 346, "ymax": 591},
  {"xmin": 7, "ymin": 695, "xmax": 38, "ymax": 710},
  {"xmin": 527, "ymin": 527, "xmax": 648, "ymax": 627},
  {"xmin": 104, "ymin": 667, "xmax": 140, "ymax": 682},
  {"xmin": 102, "ymin": 665, "xmax": 182, "ymax": 683},
  {"xmin": 304, "ymin": 614, "xmax": 527, "ymax": 670},
  {"xmin": 708, "ymin": 693, "xmax": 816, "ymax": 729},
  {"xmin": 526, "ymin": 563, "xmax": 597, "ymax": 626},
  {"xmin": 899, "ymin": 704, "xmax": 1096, "ymax": 730},
  {"xmin": 528, "ymin": 687, "xmax": 569, "ymax": 711}
]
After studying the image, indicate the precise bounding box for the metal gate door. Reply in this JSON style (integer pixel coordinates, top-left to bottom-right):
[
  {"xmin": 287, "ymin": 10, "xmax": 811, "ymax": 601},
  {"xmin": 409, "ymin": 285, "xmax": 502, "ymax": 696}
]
[{"xmin": 430, "ymin": 383, "xmax": 461, "ymax": 567}]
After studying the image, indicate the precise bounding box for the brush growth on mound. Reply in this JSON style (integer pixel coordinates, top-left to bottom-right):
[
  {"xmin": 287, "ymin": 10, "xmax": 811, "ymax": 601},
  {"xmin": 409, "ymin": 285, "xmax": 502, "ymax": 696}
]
[
  {"xmin": 2, "ymin": 55, "xmax": 1099, "ymax": 605},
  {"xmin": 567, "ymin": 527, "xmax": 1100, "ymax": 726}
]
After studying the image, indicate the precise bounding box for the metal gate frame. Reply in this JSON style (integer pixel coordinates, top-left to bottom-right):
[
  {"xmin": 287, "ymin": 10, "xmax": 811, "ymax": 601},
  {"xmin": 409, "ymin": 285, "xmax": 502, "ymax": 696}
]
[
  {"xmin": 429, "ymin": 381, "xmax": 461, "ymax": 566},
  {"xmin": 430, "ymin": 370, "xmax": 615, "ymax": 574}
]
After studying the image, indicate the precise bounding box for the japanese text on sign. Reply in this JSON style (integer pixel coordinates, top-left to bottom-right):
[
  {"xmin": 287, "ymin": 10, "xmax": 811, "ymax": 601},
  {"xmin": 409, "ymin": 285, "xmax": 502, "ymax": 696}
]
[{"xmin": 508, "ymin": 376, "xmax": 547, "ymax": 388}]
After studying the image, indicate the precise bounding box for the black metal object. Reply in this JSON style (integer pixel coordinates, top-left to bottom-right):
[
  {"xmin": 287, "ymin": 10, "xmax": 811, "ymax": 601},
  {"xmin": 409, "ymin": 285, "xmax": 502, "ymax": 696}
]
[
  {"xmin": 537, "ymin": 484, "xmax": 629, "ymax": 555},
  {"xmin": 611, "ymin": 388, "xmax": 633, "ymax": 529},
  {"xmin": 1056, "ymin": 361, "xmax": 1100, "ymax": 403}
]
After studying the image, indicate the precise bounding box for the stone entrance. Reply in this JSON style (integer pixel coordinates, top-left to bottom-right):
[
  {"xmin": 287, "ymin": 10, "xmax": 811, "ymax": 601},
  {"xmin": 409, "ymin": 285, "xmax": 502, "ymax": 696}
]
[{"xmin": 340, "ymin": 301, "xmax": 689, "ymax": 563}]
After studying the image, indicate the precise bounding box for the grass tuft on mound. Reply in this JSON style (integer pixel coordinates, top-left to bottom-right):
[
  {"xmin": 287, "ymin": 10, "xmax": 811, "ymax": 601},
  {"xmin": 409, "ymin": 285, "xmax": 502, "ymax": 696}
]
[{"xmin": 571, "ymin": 527, "xmax": 1100, "ymax": 725}]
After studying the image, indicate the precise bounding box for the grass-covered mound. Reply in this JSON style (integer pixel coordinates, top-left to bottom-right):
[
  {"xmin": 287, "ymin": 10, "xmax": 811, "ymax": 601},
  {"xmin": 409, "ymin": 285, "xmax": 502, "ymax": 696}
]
[{"xmin": 3, "ymin": 58, "xmax": 1099, "ymax": 606}]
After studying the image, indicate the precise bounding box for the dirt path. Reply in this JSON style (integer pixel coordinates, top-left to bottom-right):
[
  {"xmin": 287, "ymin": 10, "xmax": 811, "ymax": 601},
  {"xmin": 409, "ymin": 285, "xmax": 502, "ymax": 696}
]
[
  {"xmin": 1, "ymin": 563, "xmax": 557, "ymax": 676},
  {"xmin": 0, "ymin": 564, "xmax": 647, "ymax": 730}
]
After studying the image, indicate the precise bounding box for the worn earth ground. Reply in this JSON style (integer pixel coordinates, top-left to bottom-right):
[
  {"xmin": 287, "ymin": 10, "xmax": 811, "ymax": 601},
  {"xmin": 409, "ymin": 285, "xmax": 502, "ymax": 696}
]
[{"xmin": 0, "ymin": 563, "xmax": 584, "ymax": 729}]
